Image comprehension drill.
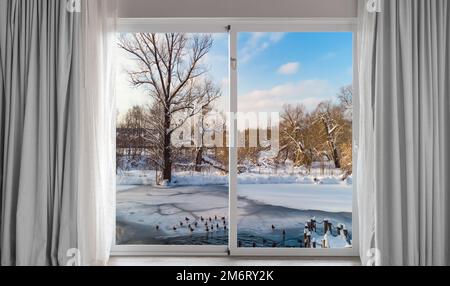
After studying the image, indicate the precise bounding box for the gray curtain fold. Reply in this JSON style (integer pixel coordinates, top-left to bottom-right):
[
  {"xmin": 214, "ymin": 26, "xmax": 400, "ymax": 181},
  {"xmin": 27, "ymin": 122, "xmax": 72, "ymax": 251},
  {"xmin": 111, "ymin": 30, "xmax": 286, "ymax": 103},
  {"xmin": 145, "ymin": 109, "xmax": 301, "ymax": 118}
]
[
  {"xmin": 358, "ymin": 0, "xmax": 450, "ymax": 266},
  {"xmin": 0, "ymin": 0, "xmax": 79, "ymax": 265}
]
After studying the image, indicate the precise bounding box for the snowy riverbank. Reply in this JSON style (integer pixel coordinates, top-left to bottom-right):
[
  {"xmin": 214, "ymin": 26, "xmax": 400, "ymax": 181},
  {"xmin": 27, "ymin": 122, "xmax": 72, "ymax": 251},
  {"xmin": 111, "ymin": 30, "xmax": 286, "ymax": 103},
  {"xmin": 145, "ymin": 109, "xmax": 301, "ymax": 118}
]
[{"xmin": 117, "ymin": 170, "xmax": 352, "ymax": 186}]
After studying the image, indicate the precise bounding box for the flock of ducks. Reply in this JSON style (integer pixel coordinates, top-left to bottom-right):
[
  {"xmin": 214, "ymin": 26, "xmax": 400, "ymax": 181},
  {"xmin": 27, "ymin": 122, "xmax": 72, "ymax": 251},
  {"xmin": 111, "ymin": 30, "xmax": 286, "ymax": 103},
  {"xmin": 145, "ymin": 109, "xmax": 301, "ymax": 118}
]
[
  {"xmin": 155, "ymin": 216, "xmax": 291, "ymax": 236},
  {"xmin": 155, "ymin": 215, "xmax": 228, "ymax": 233},
  {"xmin": 154, "ymin": 217, "xmax": 348, "ymax": 248},
  {"xmin": 155, "ymin": 218, "xmax": 291, "ymax": 240}
]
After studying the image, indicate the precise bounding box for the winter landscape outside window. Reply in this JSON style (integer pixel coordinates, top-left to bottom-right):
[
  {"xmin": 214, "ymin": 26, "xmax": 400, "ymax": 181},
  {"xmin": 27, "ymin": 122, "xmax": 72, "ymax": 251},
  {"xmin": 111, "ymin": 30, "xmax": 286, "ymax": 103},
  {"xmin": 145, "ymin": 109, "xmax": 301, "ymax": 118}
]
[
  {"xmin": 115, "ymin": 25, "xmax": 354, "ymax": 252},
  {"xmin": 236, "ymin": 32, "xmax": 353, "ymax": 249},
  {"xmin": 116, "ymin": 33, "xmax": 230, "ymax": 246}
]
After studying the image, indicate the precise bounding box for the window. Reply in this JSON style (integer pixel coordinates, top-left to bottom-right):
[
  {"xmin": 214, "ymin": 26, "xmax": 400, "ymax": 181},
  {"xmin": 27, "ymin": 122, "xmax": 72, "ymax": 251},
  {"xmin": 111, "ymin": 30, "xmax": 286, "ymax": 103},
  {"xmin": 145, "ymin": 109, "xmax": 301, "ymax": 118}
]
[
  {"xmin": 116, "ymin": 32, "xmax": 229, "ymax": 247},
  {"xmin": 236, "ymin": 32, "xmax": 353, "ymax": 250},
  {"xmin": 113, "ymin": 19, "xmax": 357, "ymax": 256}
]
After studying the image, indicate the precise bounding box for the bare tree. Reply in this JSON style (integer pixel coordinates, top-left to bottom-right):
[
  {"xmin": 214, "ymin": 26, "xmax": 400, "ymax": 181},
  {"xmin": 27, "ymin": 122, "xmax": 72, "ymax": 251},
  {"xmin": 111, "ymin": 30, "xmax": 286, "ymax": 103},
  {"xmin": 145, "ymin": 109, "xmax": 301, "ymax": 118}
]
[
  {"xmin": 194, "ymin": 82, "xmax": 221, "ymax": 172},
  {"xmin": 142, "ymin": 102, "xmax": 165, "ymax": 172},
  {"xmin": 119, "ymin": 33, "xmax": 220, "ymax": 182},
  {"xmin": 315, "ymin": 102, "xmax": 345, "ymax": 169},
  {"xmin": 337, "ymin": 85, "xmax": 353, "ymax": 118},
  {"xmin": 278, "ymin": 104, "xmax": 316, "ymax": 170},
  {"xmin": 117, "ymin": 106, "xmax": 147, "ymax": 170}
]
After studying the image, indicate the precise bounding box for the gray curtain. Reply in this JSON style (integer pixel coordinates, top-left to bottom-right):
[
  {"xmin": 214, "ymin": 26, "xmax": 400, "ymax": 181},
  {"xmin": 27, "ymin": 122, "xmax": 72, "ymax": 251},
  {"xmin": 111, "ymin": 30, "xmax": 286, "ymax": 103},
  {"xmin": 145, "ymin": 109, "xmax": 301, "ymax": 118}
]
[
  {"xmin": 0, "ymin": 0, "xmax": 79, "ymax": 265},
  {"xmin": 358, "ymin": 0, "xmax": 450, "ymax": 266}
]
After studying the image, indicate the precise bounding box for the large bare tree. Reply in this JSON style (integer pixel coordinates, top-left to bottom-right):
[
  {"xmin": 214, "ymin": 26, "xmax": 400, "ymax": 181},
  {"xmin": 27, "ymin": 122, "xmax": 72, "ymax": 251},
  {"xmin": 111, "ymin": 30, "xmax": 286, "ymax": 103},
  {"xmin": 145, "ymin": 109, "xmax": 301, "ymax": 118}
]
[{"xmin": 119, "ymin": 33, "xmax": 220, "ymax": 182}]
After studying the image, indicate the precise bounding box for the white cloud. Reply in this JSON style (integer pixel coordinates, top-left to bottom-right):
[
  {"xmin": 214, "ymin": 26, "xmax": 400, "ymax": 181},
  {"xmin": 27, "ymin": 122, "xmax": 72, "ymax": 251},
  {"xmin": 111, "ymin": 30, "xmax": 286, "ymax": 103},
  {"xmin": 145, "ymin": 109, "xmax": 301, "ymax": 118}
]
[
  {"xmin": 239, "ymin": 79, "xmax": 334, "ymax": 113},
  {"xmin": 240, "ymin": 32, "xmax": 285, "ymax": 63},
  {"xmin": 278, "ymin": 62, "xmax": 300, "ymax": 75}
]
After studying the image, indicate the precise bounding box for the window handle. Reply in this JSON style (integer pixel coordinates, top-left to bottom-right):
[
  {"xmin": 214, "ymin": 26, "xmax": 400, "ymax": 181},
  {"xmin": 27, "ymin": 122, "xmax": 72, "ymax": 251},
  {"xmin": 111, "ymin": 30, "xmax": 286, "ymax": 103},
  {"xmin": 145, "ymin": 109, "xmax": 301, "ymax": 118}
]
[{"xmin": 231, "ymin": 57, "xmax": 237, "ymax": 71}]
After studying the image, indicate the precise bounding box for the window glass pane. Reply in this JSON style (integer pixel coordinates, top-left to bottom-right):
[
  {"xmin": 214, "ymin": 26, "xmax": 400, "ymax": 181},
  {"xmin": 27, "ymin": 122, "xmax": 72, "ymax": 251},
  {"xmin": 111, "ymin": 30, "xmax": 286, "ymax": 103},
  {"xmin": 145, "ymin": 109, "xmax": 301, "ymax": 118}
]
[
  {"xmin": 237, "ymin": 32, "xmax": 353, "ymax": 249},
  {"xmin": 116, "ymin": 33, "xmax": 229, "ymax": 245}
]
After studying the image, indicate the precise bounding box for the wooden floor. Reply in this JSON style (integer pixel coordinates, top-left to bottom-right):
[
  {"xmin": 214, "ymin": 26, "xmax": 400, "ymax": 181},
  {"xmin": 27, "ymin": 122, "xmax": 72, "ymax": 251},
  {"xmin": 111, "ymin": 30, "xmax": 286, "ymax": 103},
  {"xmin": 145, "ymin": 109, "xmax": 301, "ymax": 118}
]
[{"xmin": 109, "ymin": 256, "xmax": 361, "ymax": 266}]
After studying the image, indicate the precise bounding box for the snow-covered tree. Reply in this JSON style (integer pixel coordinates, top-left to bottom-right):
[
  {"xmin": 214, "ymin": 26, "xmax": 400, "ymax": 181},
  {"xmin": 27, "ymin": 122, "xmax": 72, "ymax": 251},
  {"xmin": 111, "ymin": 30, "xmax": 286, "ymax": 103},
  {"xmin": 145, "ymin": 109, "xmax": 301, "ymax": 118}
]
[
  {"xmin": 119, "ymin": 33, "xmax": 221, "ymax": 182},
  {"xmin": 278, "ymin": 104, "xmax": 316, "ymax": 170},
  {"xmin": 315, "ymin": 102, "xmax": 343, "ymax": 169}
]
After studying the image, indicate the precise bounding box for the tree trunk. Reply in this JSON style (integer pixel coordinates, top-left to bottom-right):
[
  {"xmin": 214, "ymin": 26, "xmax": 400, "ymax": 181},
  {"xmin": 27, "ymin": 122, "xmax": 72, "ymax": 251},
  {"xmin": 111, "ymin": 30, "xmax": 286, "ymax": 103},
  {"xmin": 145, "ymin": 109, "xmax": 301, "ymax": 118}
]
[
  {"xmin": 162, "ymin": 136, "xmax": 172, "ymax": 182},
  {"xmin": 320, "ymin": 115, "xmax": 342, "ymax": 170},
  {"xmin": 332, "ymin": 146, "xmax": 341, "ymax": 169},
  {"xmin": 163, "ymin": 112, "xmax": 172, "ymax": 182},
  {"xmin": 195, "ymin": 148, "xmax": 203, "ymax": 172}
]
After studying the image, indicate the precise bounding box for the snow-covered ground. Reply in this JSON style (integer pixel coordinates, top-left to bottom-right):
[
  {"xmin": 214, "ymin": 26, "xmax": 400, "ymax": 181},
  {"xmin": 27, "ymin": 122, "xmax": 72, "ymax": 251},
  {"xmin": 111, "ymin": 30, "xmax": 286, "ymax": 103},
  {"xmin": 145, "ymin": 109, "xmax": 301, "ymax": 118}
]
[
  {"xmin": 117, "ymin": 170, "xmax": 352, "ymax": 186},
  {"xmin": 116, "ymin": 182, "xmax": 352, "ymax": 248}
]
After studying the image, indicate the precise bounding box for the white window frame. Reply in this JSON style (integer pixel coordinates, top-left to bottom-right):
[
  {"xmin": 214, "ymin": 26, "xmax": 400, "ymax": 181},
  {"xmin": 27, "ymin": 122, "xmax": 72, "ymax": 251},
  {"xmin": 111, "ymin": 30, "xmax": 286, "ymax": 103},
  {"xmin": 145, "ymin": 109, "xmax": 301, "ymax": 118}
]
[{"xmin": 112, "ymin": 18, "xmax": 358, "ymax": 258}]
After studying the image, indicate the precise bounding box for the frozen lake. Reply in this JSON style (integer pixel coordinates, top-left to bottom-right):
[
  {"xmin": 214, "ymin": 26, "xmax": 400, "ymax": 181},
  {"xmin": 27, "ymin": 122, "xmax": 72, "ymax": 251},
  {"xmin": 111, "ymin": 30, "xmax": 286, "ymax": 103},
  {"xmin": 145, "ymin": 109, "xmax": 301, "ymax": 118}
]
[
  {"xmin": 116, "ymin": 184, "xmax": 352, "ymax": 248},
  {"xmin": 239, "ymin": 184, "xmax": 352, "ymax": 213}
]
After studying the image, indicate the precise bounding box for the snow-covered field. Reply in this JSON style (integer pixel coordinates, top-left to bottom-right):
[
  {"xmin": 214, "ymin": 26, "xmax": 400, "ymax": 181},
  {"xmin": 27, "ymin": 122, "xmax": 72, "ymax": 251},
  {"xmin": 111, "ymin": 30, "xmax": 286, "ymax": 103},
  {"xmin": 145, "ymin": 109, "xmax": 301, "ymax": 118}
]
[
  {"xmin": 116, "ymin": 179, "xmax": 352, "ymax": 248},
  {"xmin": 117, "ymin": 170, "xmax": 352, "ymax": 186}
]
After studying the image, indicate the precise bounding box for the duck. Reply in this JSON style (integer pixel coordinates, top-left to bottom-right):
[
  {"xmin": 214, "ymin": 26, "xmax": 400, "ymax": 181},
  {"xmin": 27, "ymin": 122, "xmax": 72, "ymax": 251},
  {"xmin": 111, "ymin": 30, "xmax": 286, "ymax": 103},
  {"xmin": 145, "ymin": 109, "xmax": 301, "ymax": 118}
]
[
  {"xmin": 173, "ymin": 226, "xmax": 177, "ymax": 231},
  {"xmin": 179, "ymin": 221, "xmax": 183, "ymax": 227},
  {"xmin": 272, "ymin": 225, "xmax": 276, "ymax": 230},
  {"xmin": 185, "ymin": 217, "xmax": 190, "ymax": 222},
  {"xmin": 224, "ymin": 225, "xmax": 227, "ymax": 231}
]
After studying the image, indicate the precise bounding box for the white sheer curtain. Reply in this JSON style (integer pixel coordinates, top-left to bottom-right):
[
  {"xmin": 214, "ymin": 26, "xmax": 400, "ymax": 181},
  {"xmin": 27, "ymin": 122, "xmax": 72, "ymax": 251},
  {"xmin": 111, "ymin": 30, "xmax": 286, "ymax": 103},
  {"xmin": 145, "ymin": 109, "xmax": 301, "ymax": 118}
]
[
  {"xmin": 357, "ymin": 0, "xmax": 450, "ymax": 266},
  {"xmin": 356, "ymin": 0, "xmax": 378, "ymax": 266},
  {"xmin": 78, "ymin": 0, "xmax": 118, "ymax": 266}
]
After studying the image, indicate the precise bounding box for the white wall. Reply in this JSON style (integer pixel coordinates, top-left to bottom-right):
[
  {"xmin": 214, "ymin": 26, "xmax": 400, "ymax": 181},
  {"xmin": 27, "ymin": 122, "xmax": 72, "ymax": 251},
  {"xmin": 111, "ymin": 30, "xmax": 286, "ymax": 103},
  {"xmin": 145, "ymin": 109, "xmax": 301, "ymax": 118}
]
[{"xmin": 119, "ymin": 0, "xmax": 358, "ymax": 18}]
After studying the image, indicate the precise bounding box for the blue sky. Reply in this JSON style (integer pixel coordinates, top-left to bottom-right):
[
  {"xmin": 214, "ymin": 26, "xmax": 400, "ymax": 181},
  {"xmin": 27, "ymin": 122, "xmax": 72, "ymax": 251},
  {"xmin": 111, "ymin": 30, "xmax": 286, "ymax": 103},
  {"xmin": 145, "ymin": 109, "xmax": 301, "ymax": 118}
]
[{"xmin": 117, "ymin": 32, "xmax": 353, "ymax": 116}]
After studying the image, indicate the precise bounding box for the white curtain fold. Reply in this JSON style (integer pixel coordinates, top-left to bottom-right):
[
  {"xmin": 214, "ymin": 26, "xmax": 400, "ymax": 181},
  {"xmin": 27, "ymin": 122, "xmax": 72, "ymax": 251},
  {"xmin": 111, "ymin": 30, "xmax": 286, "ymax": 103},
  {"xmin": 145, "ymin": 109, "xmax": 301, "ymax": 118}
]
[
  {"xmin": 356, "ymin": 0, "xmax": 378, "ymax": 266},
  {"xmin": 0, "ymin": 0, "xmax": 117, "ymax": 266},
  {"xmin": 77, "ymin": 0, "xmax": 118, "ymax": 266},
  {"xmin": 0, "ymin": 0, "xmax": 79, "ymax": 266},
  {"xmin": 357, "ymin": 0, "xmax": 450, "ymax": 266}
]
